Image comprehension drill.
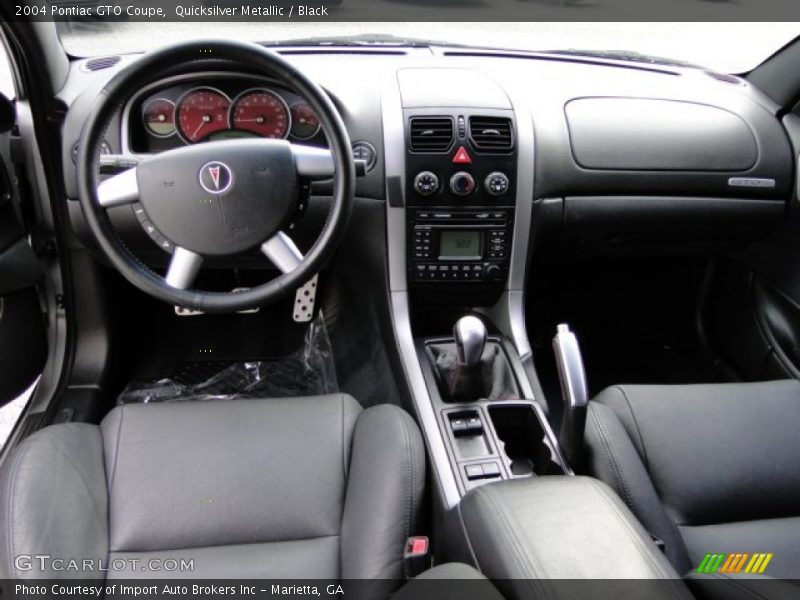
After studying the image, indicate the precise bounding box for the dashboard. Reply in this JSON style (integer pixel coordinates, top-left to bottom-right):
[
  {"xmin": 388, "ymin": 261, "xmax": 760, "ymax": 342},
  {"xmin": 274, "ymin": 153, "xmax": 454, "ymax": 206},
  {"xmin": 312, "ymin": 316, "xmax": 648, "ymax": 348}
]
[
  {"xmin": 57, "ymin": 47, "xmax": 795, "ymax": 276},
  {"xmin": 126, "ymin": 75, "xmax": 325, "ymax": 154}
]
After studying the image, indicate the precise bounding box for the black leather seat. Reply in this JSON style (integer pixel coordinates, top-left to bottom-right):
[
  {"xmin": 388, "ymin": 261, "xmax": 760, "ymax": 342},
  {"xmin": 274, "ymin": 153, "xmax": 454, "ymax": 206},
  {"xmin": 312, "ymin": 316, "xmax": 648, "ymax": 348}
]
[
  {"xmin": 585, "ymin": 380, "xmax": 800, "ymax": 580},
  {"xmin": 0, "ymin": 394, "xmax": 425, "ymax": 594}
]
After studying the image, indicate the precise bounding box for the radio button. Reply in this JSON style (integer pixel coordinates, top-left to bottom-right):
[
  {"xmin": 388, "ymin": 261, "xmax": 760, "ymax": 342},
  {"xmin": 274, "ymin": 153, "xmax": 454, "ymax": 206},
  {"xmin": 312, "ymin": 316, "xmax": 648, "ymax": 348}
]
[{"xmin": 485, "ymin": 264, "xmax": 503, "ymax": 281}]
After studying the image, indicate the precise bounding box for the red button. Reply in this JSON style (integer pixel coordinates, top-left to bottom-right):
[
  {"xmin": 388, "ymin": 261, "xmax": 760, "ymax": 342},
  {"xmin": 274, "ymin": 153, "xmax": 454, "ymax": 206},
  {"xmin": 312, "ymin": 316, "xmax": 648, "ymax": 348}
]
[
  {"xmin": 405, "ymin": 536, "xmax": 429, "ymax": 557},
  {"xmin": 452, "ymin": 146, "xmax": 472, "ymax": 164}
]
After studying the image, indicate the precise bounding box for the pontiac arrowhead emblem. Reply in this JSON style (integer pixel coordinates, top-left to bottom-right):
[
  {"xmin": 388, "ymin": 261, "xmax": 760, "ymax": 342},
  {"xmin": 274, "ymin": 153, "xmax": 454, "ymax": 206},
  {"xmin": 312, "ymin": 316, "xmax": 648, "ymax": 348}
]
[{"xmin": 199, "ymin": 161, "xmax": 233, "ymax": 195}]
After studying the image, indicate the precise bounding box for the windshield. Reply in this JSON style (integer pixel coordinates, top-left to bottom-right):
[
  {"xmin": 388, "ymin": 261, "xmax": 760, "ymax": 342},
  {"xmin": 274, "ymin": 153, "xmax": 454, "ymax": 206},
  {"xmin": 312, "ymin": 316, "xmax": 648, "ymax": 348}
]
[{"xmin": 58, "ymin": 22, "xmax": 798, "ymax": 74}]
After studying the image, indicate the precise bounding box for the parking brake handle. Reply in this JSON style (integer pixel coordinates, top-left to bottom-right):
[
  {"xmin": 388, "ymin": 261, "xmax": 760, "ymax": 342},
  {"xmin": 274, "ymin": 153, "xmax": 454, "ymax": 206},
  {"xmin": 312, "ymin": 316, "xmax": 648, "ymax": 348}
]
[{"xmin": 553, "ymin": 324, "xmax": 589, "ymax": 470}]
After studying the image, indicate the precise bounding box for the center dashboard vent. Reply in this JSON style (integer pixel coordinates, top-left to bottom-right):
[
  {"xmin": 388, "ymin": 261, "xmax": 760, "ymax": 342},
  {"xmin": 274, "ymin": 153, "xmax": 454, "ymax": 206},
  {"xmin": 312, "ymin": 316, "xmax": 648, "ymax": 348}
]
[
  {"xmin": 409, "ymin": 117, "xmax": 454, "ymax": 152},
  {"xmin": 469, "ymin": 116, "xmax": 514, "ymax": 152}
]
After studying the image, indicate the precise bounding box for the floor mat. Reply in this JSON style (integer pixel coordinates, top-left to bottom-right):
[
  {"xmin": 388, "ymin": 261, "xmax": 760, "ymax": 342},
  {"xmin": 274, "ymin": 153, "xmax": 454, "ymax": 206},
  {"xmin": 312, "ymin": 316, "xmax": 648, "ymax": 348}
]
[{"xmin": 117, "ymin": 313, "xmax": 338, "ymax": 404}]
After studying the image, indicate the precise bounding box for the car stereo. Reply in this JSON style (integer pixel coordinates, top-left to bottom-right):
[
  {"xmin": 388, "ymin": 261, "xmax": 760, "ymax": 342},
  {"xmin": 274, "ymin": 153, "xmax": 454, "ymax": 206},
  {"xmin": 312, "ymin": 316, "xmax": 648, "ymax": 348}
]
[{"xmin": 410, "ymin": 209, "xmax": 511, "ymax": 283}]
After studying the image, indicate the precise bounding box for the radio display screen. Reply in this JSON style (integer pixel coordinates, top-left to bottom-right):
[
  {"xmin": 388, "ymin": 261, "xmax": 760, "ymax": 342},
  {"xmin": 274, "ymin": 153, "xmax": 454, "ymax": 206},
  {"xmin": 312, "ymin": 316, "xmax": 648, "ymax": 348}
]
[{"xmin": 438, "ymin": 230, "xmax": 483, "ymax": 261}]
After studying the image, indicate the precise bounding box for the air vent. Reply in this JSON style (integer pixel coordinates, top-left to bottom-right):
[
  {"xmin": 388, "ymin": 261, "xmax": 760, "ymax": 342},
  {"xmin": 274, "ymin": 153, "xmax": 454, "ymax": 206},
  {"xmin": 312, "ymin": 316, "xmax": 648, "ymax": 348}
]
[
  {"xmin": 409, "ymin": 117, "xmax": 454, "ymax": 152},
  {"xmin": 82, "ymin": 56, "xmax": 121, "ymax": 72},
  {"xmin": 469, "ymin": 116, "xmax": 514, "ymax": 152}
]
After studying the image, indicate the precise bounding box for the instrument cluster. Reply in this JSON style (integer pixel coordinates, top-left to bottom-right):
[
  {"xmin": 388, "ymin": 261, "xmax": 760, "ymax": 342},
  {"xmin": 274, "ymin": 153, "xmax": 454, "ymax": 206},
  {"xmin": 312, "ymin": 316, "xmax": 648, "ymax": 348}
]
[{"xmin": 127, "ymin": 76, "xmax": 325, "ymax": 153}]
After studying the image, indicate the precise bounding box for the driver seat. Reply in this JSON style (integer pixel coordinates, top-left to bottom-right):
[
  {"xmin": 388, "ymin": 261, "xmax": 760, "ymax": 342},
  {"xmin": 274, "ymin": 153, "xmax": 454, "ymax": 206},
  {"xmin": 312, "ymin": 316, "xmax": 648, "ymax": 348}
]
[{"xmin": 0, "ymin": 394, "xmax": 425, "ymax": 592}]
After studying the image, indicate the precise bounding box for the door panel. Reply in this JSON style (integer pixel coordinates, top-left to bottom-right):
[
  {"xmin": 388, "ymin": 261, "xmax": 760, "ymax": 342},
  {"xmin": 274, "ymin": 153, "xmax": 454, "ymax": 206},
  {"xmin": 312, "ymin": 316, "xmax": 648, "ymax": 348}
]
[
  {"xmin": 701, "ymin": 112, "xmax": 800, "ymax": 382},
  {"xmin": 0, "ymin": 91, "xmax": 47, "ymax": 406}
]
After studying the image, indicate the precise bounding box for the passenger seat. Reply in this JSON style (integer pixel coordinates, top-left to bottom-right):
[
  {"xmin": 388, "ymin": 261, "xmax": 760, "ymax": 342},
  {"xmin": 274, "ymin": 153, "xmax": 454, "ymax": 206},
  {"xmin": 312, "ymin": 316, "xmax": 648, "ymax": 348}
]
[{"xmin": 585, "ymin": 381, "xmax": 800, "ymax": 581}]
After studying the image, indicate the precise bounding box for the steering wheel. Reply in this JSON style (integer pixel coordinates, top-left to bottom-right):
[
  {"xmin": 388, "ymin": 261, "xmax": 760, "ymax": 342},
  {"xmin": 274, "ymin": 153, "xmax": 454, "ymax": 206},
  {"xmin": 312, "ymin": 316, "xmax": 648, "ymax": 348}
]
[{"xmin": 77, "ymin": 40, "xmax": 354, "ymax": 313}]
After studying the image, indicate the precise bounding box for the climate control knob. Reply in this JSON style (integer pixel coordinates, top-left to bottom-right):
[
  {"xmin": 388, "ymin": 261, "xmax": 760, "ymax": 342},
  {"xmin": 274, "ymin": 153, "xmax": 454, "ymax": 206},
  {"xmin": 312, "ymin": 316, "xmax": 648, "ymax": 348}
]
[
  {"xmin": 485, "ymin": 172, "xmax": 510, "ymax": 196},
  {"xmin": 450, "ymin": 171, "xmax": 476, "ymax": 196},
  {"xmin": 414, "ymin": 171, "xmax": 439, "ymax": 196}
]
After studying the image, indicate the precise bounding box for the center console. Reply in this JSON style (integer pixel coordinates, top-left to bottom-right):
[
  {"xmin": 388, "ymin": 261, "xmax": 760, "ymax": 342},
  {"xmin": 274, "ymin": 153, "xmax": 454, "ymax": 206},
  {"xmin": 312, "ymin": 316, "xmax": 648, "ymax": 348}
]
[
  {"xmin": 399, "ymin": 100, "xmax": 567, "ymax": 495},
  {"xmin": 383, "ymin": 69, "xmax": 685, "ymax": 590},
  {"xmin": 382, "ymin": 68, "xmax": 556, "ymax": 509},
  {"xmin": 455, "ymin": 477, "xmax": 691, "ymax": 600},
  {"xmin": 404, "ymin": 109, "xmax": 517, "ymax": 306}
]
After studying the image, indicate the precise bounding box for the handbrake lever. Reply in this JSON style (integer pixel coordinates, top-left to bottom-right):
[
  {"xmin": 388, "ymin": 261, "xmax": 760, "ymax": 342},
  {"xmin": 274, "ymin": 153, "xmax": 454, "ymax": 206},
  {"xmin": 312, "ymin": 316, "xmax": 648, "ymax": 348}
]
[{"xmin": 553, "ymin": 324, "xmax": 588, "ymax": 470}]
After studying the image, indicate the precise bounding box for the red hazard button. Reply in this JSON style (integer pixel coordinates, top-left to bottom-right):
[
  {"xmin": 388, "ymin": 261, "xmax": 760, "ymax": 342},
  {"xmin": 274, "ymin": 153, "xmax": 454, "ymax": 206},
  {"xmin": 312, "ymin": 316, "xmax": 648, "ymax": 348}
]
[{"xmin": 452, "ymin": 146, "xmax": 472, "ymax": 164}]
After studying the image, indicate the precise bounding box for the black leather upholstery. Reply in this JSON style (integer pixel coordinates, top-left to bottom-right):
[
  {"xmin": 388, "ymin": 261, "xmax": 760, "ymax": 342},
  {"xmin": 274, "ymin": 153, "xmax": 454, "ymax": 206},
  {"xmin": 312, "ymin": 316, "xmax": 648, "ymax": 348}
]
[
  {"xmin": 0, "ymin": 394, "xmax": 425, "ymax": 595},
  {"xmin": 458, "ymin": 476, "xmax": 684, "ymax": 579},
  {"xmin": 585, "ymin": 381, "xmax": 800, "ymax": 580},
  {"xmin": 428, "ymin": 342, "xmax": 520, "ymax": 402},
  {"xmin": 457, "ymin": 477, "xmax": 692, "ymax": 600}
]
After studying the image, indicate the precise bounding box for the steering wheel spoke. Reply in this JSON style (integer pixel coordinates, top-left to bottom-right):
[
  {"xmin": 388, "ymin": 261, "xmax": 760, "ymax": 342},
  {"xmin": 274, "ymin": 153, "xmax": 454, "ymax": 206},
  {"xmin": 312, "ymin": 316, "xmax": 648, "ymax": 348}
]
[
  {"xmin": 261, "ymin": 231, "xmax": 303, "ymax": 274},
  {"xmin": 291, "ymin": 145, "xmax": 334, "ymax": 179},
  {"xmin": 165, "ymin": 246, "xmax": 204, "ymax": 289},
  {"xmin": 97, "ymin": 167, "xmax": 139, "ymax": 208}
]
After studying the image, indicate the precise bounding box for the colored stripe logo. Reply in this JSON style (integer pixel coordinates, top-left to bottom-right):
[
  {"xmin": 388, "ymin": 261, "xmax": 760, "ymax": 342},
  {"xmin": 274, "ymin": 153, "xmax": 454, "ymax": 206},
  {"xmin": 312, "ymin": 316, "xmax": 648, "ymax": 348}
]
[{"xmin": 696, "ymin": 552, "xmax": 773, "ymax": 574}]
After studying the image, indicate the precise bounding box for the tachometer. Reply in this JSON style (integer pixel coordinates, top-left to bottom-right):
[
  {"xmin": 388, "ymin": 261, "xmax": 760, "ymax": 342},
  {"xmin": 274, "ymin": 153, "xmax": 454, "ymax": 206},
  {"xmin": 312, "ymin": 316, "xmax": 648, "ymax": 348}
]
[
  {"xmin": 289, "ymin": 102, "xmax": 321, "ymax": 140},
  {"xmin": 142, "ymin": 98, "xmax": 176, "ymax": 138},
  {"xmin": 176, "ymin": 88, "xmax": 231, "ymax": 144},
  {"xmin": 230, "ymin": 89, "xmax": 290, "ymax": 139}
]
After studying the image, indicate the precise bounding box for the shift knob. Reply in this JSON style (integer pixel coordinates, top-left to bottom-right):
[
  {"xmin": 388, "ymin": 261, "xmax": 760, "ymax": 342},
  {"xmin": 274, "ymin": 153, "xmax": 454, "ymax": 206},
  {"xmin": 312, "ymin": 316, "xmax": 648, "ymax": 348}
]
[{"xmin": 454, "ymin": 316, "xmax": 487, "ymax": 368}]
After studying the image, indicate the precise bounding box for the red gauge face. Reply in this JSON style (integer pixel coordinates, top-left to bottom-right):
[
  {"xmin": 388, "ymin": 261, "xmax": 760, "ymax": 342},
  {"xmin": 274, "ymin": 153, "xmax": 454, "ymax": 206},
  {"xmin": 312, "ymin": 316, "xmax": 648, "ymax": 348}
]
[
  {"xmin": 231, "ymin": 90, "xmax": 290, "ymax": 139},
  {"xmin": 142, "ymin": 98, "xmax": 176, "ymax": 138},
  {"xmin": 176, "ymin": 88, "xmax": 231, "ymax": 143},
  {"xmin": 290, "ymin": 102, "xmax": 321, "ymax": 140}
]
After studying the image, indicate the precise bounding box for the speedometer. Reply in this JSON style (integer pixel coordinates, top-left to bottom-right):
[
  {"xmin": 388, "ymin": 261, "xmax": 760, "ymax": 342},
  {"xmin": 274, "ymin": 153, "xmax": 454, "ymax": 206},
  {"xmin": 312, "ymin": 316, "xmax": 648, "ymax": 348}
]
[
  {"xmin": 230, "ymin": 89, "xmax": 291, "ymax": 139},
  {"xmin": 176, "ymin": 88, "xmax": 231, "ymax": 144}
]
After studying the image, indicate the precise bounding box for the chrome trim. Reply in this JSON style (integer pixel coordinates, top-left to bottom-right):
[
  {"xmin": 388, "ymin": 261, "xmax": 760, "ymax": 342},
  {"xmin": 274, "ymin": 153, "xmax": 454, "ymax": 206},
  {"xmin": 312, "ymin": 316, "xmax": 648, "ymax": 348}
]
[
  {"xmin": 480, "ymin": 290, "xmax": 535, "ymax": 398},
  {"xmin": 141, "ymin": 97, "xmax": 177, "ymax": 139},
  {"xmin": 391, "ymin": 293, "xmax": 461, "ymax": 509},
  {"xmin": 384, "ymin": 75, "xmax": 407, "ymax": 293},
  {"xmin": 291, "ymin": 145, "xmax": 335, "ymax": 179},
  {"xmin": 728, "ymin": 177, "xmax": 776, "ymax": 189},
  {"xmin": 382, "ymin": 72, "xmax": 461, "ymax": 509},
  {"xmin": 165, "ymin": 247, "xmax": 203, "ymax": 290},
  {"xmin": 454, "ymin": 315, "xmax": 487, "ymax": 367},
  {"xmin": 553, "ymin": 324, "xmax": 588, "ymax": 409},
  {"xmin": 229, "ymin": 87, "xmax": 292, "ymax": 140},
  {"xmin": 261, "ymin": 231, "xmax": 303, "ymax": 274},
  {"xmin": 121, "ymin": 72, "xmax": 290, "ymax": 154},
  {"xmin": 174, "ymin": 86, "xmax": 232, "ymax": 145},
  {"xmin": 480, "ymin": 99, "xmax": 535, "ymax": 364},
  {"xmin": 289, "ymin": 101, "xmax": 322, "ymax": 141},
  {"xmin": 97, "ymin": 167, "xmax": 138, "ymax": 208}
]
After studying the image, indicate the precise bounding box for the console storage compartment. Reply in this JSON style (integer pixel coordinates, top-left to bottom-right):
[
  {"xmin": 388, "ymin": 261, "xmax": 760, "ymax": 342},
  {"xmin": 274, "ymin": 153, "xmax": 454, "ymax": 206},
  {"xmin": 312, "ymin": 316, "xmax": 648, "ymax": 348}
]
[{"xmin": 455, "ymin": 477, "xmax": 691, "ymax": 599}]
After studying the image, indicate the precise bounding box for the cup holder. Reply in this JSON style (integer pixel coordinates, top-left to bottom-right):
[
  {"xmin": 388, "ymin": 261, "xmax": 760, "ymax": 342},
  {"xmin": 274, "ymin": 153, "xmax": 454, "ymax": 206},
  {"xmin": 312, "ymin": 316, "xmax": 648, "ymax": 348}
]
[{"xmin": 488, "ymin": 405, "xmax": 565, "ymax": 477}]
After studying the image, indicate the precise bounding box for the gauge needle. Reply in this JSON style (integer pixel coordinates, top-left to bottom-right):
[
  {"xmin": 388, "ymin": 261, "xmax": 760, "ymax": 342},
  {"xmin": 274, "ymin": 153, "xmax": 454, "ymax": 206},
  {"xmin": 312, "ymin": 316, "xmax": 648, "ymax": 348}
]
[{"xmin": 192, "ymin": 115, "xmax": 213, "ymax": 139}]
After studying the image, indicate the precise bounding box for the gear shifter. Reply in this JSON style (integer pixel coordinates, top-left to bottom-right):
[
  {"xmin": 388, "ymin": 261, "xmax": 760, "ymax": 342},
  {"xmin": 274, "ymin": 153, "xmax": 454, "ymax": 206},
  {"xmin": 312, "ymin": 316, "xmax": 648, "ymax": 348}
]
[
  {"xmin": 454, "ymin": 316, "xmax": 487, "ymax": 368},
  {"xmin": 553, "ymin": 324, "xmax": 589, "ymax": 469},
  {"xmin": 427, "ymin": 315, "xmax": 519, "ymax": 402}
]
